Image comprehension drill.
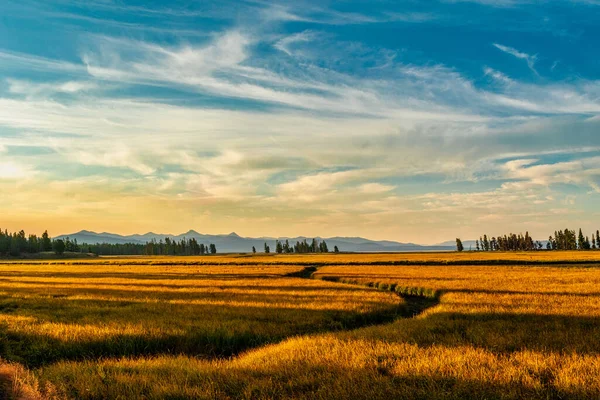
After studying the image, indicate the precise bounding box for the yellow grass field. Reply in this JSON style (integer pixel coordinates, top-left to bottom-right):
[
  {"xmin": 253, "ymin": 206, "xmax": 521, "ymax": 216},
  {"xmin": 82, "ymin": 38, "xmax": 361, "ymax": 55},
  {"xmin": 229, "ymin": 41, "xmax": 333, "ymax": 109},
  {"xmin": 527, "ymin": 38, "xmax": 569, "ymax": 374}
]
[
  {"xmin": 2, "ymin": 253, "xmax": 600, "ymax": 399},
  {"xmin": 7, "ymin": 250, "xmax": 600, "ymax": 266}
]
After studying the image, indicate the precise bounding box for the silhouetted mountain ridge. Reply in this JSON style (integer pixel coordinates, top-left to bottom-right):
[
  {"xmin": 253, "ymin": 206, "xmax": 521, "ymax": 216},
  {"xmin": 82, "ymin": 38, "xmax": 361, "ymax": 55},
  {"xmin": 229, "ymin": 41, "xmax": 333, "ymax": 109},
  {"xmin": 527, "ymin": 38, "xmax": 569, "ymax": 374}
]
[{"xmin": 56, "ymin": 230, "xmax": 455, "ymax": 253}]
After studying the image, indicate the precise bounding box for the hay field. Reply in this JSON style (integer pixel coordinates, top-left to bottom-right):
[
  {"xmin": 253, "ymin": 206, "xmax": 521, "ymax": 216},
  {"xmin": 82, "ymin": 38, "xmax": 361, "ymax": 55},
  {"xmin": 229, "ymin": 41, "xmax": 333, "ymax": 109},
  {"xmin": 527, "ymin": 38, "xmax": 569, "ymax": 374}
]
[{"xmin": 2, "ymin": 255, "xmax": 600, "ymax": 399}]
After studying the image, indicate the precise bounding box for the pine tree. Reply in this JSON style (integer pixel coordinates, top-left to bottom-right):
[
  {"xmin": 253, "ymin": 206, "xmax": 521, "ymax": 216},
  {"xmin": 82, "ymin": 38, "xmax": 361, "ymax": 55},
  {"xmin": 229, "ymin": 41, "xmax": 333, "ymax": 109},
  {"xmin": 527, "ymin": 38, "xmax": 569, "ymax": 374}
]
[
  {"xmin": 578, "ymin": 228, "xmax": 586, "ymax": 250},
  {"xmin": 41, "ymin": 230, "xmax": 52, "ymax": 252},
  {"xmin": 456, "ymin": 238, "xmax": 464, "ymax": 252},
  {"xmin": 311, "ymin": 238, "xmax": 318, "ymax": 253},
  {"xmin": 53, "ymin": 239, "xmax": 65, "ymax": 255}
]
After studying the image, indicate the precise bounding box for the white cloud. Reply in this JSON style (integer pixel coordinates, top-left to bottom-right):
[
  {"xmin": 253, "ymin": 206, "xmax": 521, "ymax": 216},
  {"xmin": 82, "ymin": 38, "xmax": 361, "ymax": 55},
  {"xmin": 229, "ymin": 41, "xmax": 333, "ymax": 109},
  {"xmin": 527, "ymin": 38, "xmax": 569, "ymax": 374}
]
[
  {"xmin": 0, "ymin": 161, "xmax": 34, "ymax": 179},
  {"xmin": 358, "ymin": 183, "xmax": 396, "ymax": 194},
  {"xmin": 7, "ymin": 79, "xmax": 98, "ymax": 96},
  {"xmin": 493, "ymin": 43, "xmax": 538, "ymax": 75},
  {"xmin": 0, "ymin": 50, "xmax": 85, "ymax": 75},
  {"xmin": 274, "ymin": 31, "xmax": 318, "ymax": 56},
  {"xmin": 501, "ymin": 157, "xmax": 600, "ymax": 190},
  {"xmin": 484, "ymin": 67, "xmax": 514, "ymax": 85}
]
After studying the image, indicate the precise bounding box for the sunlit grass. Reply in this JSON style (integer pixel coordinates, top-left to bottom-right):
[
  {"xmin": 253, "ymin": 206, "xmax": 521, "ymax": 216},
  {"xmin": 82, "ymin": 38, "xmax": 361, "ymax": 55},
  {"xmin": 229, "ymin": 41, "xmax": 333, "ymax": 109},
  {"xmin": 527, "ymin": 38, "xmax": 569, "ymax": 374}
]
[
  {"xmin": 39, "ymin": 337, "xmax": 600, "ymax": 399},
  {"xmin": 4, "ymin": 257, "xmax": 600, "ymax": 399},
  {"xmin": 0, "ymin": 263, "xmax": 399, "ymax": 370},
  {"xmin": 4, "ymin": 250, "xmax": 600, "ymax": 266}
]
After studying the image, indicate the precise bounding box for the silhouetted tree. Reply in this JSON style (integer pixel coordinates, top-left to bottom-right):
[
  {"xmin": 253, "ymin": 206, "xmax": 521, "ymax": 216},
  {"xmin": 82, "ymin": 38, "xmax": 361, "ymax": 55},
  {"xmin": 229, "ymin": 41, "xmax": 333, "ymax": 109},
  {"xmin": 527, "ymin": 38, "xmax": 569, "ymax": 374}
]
[
  {"xmin": 41, "ymin": 230, "xmax": 52, "ymax": 252},
  {"xmin": 584, "ymin": 236, "xmax": 591, "ymax": 250},
  {"xmin": 456, "ymin": 238, "xmax": 464, "ymax": 252},
  {"xmin": 319, "ymin": 240, "xmax": 329, "ymax": 253},
  {"xmin": 53, "ymin": 239, "xmax": 65, "ymax": 255}
]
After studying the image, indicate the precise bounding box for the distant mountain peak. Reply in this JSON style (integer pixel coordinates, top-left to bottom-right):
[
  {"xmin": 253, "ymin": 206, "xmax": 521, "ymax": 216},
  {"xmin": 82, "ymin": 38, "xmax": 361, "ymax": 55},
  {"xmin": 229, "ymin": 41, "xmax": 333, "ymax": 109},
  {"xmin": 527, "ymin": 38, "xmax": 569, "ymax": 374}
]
[{"xmin": 56, "ymin": 230, "xmax": 456, "ymax": 252}]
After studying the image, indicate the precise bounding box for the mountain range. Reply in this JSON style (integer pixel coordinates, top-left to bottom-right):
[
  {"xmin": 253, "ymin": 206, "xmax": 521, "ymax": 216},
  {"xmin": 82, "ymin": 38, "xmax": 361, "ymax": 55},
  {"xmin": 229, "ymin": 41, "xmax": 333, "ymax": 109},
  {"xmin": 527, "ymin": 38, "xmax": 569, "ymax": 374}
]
[{"xmin": 56, "ymin": 230, "xmax": 455, "ymax": 253}]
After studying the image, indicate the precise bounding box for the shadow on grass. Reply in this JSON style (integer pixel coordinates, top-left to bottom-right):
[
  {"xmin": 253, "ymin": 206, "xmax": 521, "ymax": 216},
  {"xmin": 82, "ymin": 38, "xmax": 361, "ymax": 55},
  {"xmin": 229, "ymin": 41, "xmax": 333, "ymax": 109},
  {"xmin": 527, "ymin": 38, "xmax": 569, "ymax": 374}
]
[
  {"xmin": 247, "ymin": 369, "xmax": 588, "ymax": 400},
  {"xmin": 0, "ymin": 271, "xmax": 291, "ymax": 281},
  {"xmin": 400, "ymin": 311, "xmax": 600, "ymax": 355},
  {"xmin": 314, "ymin": 276, "xmax": 600, "ymax": 356},
  {"xmin": 0, "ymin": 299, "xmax": 406, "ymax": 369},
  {"xmin": 0, "ymin": 279, "xmax": 379, "ymax": 295},
  {"xmin": 44, "ymin": 356, "xmax": 598, "ymax": 400},
  {"xmin": 447, "ymin": 287, "xmax": 600, "ymax": 298}
]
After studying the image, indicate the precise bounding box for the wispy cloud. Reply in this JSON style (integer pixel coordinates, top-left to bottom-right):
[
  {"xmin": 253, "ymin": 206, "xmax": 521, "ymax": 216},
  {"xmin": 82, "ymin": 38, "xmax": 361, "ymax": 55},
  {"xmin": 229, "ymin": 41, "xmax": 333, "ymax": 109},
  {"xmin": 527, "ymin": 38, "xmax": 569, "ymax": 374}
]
[
  {"xmin": 444, "ymin": 0, "xmax": 520, "ymax": 7},
  {"xmin": 79, "ymin": 31, "xmax": 491, "ymax": 120},
  {"xmin": 0, "ymin": 50, "xmax": 85, "ymax": 75},
  {"xmin": 0, "ymin": 161, "xmax": 35, "ymax": 179},
  {"xmin": 7, "ymin": 79, "xmax": 98, "ymax": 97},
  {"xmin": 493, "ymin": 43, "xmax": 538, "ymax": 75},
  {"xmin": 274, "ymin": 31, "xmax": 319, "ymax": 56},
  {"xmin": 484, "ymin": 67, "xmax": 514, "ymax": 85},
  {"xmin": 260, "ymin": 3, "xmax": 434, "ymax": 25}
]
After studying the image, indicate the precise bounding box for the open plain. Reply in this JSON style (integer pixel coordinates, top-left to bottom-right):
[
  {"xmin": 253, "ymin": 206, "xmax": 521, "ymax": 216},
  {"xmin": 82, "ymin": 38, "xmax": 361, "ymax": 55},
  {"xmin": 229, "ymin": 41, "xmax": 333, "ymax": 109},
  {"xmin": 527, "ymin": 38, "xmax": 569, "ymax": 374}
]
[{"xmin": 2, "ymin": 252, "xmax": 600, "ymax": 399}]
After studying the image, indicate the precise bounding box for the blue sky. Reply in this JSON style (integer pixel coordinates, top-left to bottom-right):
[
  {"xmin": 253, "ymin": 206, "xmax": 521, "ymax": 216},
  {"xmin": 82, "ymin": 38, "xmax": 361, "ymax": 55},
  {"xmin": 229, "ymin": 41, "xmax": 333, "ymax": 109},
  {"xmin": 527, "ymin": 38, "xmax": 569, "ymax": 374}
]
[{"xmin": 0, "ymin": 0, "xmax": 599, "ymax": 243}]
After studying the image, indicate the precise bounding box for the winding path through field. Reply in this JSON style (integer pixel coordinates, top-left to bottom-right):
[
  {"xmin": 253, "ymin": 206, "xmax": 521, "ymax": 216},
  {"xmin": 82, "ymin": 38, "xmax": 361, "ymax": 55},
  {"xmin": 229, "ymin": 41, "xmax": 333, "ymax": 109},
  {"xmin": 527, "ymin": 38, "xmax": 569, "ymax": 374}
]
[{"xmin": 289, "ymin": 265, "xmax": 440, "ymax": 320}]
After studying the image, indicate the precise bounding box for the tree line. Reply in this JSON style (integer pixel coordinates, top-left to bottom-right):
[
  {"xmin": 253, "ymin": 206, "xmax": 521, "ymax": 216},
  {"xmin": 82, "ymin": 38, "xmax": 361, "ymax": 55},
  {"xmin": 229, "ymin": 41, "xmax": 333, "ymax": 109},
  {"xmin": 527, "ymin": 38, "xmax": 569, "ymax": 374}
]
[
  {"xmin": 456, "ymin": 228, "xmax": 600, "ymax": 252},
  {"xmin": 79, "ymin": 237, "xmax": 218, "ymax": 256},
  {"xmin": 0, "ymin": 229, "xmax": 217, "ymax": 257},
  {"xmin": 0, "ymin": 229, "xmax": 54, "ymax": 256},
  {"xmin": 255, "ymin": 239, "xmax": 339, "ymax": 254},
  {"xmin": 142, "ymin": 238, "xmax": 217, "ymax": 256}
]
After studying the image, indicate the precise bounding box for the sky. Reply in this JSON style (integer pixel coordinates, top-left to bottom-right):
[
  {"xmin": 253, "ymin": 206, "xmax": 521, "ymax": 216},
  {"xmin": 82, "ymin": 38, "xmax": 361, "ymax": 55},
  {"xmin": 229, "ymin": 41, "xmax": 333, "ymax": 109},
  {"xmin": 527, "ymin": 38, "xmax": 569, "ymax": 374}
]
[{"xmin": 0, "ymin": 0, "xmax": 599, "ymax": 243}]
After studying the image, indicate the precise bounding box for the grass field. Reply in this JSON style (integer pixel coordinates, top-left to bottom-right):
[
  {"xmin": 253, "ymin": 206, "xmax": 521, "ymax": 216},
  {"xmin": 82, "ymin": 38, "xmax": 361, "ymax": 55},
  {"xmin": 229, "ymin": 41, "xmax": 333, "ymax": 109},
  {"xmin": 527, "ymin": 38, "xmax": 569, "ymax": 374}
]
[
  {"xmin": 7, "ymin": 250, "xmax": 600, "ymax": 266},
  {"xmin": 2, "ymin": 253, "xmax": 600, "ymax": 399}
]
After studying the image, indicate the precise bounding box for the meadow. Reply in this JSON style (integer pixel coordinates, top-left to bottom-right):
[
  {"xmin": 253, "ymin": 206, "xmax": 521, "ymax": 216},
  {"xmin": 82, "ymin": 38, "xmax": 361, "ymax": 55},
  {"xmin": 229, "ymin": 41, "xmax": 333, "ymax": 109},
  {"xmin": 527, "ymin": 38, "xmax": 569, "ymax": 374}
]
[
  {"xmin": 2, "ymin": 253, "xmax": 600, "ymax": 399},
  {"xmin": 8, "ymin": 250, "xmax": 600, "ymax": 266}
]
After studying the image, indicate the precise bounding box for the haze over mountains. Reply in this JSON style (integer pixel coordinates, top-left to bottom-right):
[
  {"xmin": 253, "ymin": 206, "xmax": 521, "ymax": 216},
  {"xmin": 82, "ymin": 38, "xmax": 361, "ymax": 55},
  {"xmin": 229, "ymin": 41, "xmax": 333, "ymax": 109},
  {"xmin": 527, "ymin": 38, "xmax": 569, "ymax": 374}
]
[{"xmin": 56, "ymin": 230, "xmax": 455, "ymax": 253}]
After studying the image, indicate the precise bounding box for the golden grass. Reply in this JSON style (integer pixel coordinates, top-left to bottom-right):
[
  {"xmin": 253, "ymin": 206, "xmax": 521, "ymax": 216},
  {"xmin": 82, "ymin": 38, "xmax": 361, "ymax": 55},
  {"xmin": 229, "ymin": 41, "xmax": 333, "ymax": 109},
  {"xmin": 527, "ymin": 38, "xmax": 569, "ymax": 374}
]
[
  {"xmin": 4, "ymin": 250, "xmax": 600, "ymax": 266},
  {"xmin": 0, "ymin": 359, "xmax": 54, "ymax": 400},
  {"xmin": 3, "ymin": 256, "xmax": 600, "ymax": 399},
  {"xmin": 38, "ymin": 336, "xmax": 600, "ymax": 399},
  {"xmin": 0, "ymin": 262, "xmax": 399, "ymax": 371}
]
